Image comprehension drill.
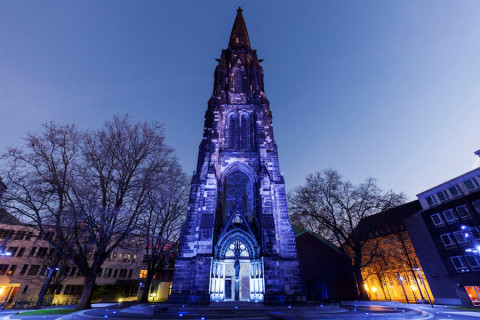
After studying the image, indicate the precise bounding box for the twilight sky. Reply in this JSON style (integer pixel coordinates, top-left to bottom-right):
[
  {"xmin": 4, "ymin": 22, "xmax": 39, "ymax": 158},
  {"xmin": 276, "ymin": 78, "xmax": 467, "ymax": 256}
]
[{"xmin": 1, "ymin": 1, "xmax": 480, "ymax": 199}]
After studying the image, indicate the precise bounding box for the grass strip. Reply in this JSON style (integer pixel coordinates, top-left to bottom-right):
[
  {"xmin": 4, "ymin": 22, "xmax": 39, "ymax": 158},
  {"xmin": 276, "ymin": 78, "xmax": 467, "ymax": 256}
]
[
  {"xmin": 452, "ymin": 307, "xmax": 480, "ymax": 312},
  {"xmin": 18, "ymin": 308, "xmax": 76, "ymax": 315}
]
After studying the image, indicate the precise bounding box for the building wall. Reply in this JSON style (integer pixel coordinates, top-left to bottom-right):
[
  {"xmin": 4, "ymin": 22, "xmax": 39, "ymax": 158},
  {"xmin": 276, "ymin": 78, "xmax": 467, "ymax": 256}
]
[
  {"xmin": 0, "ymin": 223, "xmax": 172, "ymax": 307},
  {"xmin": 414, "ymin": 169, "xmax": 480, "ymax": 307},
  {"xmin": 405, "ymin": 213, "xmax": 462, "ymax": 305},
  {"xmin": 295, "ymin": 231, "xmax": 357, "ymax": 301},
  {"xmin": 360, "ymin": 230, "xmax": 434, "ymax": 304}
]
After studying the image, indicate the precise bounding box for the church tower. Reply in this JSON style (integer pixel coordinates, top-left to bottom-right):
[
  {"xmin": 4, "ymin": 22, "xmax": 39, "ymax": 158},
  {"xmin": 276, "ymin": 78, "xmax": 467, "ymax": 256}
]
[{"xmin": 169, "ymin": 8, "xmax": 305, "ymax": 304}]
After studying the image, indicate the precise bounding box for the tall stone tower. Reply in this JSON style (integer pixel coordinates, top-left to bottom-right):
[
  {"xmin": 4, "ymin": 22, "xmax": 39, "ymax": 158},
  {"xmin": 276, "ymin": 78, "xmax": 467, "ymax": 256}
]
[{"xmin": 169, "ymin": 8, "xmax": 304, "ymax": 304}]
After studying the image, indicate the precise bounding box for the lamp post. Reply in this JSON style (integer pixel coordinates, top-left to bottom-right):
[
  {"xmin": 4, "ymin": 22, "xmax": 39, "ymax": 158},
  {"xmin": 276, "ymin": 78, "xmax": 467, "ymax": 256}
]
[
  {"xmin": 397, "ymin": 273, "xmax": 409, "ymax": 304},
  {"xmin": 412, "ymin": 267, "xmax": 433, "ymax": 307},
  {"xmin": 0, "ymin": 235, "xmax": 12, "ymax": 256},
  {"xmin": 36, "ymin": 266, "xmax": 59, "ymax": 307}
]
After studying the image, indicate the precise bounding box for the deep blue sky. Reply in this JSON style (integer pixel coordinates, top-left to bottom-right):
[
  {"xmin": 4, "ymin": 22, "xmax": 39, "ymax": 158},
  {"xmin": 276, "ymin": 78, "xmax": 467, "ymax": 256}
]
[{"xmin": 1, "ymin": 1, "xmax": 480, "ymax": 199}]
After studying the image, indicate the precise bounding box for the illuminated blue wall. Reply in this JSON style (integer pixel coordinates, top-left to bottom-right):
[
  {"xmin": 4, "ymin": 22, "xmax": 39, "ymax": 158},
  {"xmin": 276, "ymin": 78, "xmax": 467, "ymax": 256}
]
[{"xmin": 169, "ymin": 8, "xmax": 304, "ymax": 304}]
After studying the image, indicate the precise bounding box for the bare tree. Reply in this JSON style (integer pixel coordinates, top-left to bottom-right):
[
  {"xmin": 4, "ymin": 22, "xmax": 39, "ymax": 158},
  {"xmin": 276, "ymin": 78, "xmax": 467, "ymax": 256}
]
[
  {"xmin": 1, "ymin": 115, "xmax": 180, "ymax": 309},
  {"xmin": 137, "ymin": 164, "xmax": 188, "ymax": 303},
  {"xmin": 288, "ymin": 169, "xmax": 405, "ymax": 300}
]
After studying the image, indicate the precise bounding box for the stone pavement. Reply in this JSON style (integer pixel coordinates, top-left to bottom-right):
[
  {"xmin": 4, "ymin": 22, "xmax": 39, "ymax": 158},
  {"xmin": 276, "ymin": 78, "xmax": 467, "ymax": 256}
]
[
  {"xmin": 1, "ymin": 301, "xmax": 477, "ymax": 320},
  {"xmin": 53, "ymin": 301, "xmax": 435, "ymax": 320}
]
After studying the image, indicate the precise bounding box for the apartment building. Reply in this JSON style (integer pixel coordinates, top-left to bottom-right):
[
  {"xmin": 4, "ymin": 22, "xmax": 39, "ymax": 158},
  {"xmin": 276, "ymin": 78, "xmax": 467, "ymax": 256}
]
[
  {"xmin": 0, "ymin": 216, "xmax": 173, "ymax": 307},
  {"xmin": 407, "ymin": 159, "xmax": 480, "ymax": 307}
]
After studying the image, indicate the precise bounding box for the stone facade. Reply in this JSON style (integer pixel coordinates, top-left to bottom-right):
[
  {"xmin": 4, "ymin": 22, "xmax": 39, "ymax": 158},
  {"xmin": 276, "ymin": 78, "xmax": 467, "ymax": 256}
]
[{"xmin": 169, "ymin": 8, "xmax": 304, "ymax": 304}]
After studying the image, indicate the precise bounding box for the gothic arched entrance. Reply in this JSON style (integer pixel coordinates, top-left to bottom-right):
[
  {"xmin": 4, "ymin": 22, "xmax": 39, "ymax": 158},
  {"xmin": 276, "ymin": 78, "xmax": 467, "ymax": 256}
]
[
  {"xmin": 210, "ymin": 167, "xmax": 264, "ymax": 302},
  {"xmin": 209, "ymin": 230, "xmax": 264, "ymax": 302}
]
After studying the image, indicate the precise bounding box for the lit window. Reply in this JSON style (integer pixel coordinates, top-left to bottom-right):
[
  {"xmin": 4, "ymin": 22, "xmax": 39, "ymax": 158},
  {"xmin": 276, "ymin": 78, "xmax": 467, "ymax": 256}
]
[
  {"xmin": 440, "ymin": 233, "xmax": 457, "ymax": 249},
  {"xmin": 442, "ymin": 209, "xmax": 458, "ymax": 223},
  {"xmin": 464, "ymin": 178, "xmax": 480, "ymax": 191},
  {"xmin": 453, "ymin": 231, "xmax": 468, "ymax": 244},
  {"xmin": 139, "ymin": 270, "xmax": 147, "ymax": 279},
  {"xmin": 465, "ymin": 286, "xmax": 480, "ymax": 306},
  {"xmin": 451, "ymin": 256, "xmax": 468, "ymax": 272},
  {"xmin": 456, "ymin": 205, "xmax": 471, "ymax": 220},
  {"xmin": 437, "ymin": 190, "xmax": 449, "ymax": 202},
  {"xmin": 431, "ymin": 213, "xmax": 445, "ymax": 227},
  {"xmin": 8, "ymin": 265, "xmax": 16, "ymax": 275}
]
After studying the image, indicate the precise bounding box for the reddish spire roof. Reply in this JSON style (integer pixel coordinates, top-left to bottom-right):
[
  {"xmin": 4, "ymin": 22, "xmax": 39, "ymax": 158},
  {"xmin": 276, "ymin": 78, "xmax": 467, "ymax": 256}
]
[{"xmin": 228, "ymin": 7, "xmax": 250, "ymax": 48}]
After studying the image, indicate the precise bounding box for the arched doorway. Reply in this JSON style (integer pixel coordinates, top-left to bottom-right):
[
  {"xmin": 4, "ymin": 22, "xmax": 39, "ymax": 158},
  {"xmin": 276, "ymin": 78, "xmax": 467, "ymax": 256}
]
[
  {"xmin": 210, "ymin": 168, "xmax": 264, "ymax": 302},
  {"xmin": 210, "ymin": 231, "xmax": 264, "ymax": 302}
]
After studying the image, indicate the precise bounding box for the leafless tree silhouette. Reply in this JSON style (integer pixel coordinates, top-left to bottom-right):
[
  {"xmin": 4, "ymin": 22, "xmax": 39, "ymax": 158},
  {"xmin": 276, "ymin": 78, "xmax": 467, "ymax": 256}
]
[
  {"xmin": 289, "ymin": 169, "xmax": 405, "ymax": 300},
  {"xmin": 1, "ymin": 115, "xmax": 183, "ymax": 309}
]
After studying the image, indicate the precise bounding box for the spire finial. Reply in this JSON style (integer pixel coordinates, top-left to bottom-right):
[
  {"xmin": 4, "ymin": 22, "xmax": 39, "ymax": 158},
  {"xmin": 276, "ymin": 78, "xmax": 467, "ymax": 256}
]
[{"xmin": 228, "ymin": 7, "xmax": 250, "ymax": 48}]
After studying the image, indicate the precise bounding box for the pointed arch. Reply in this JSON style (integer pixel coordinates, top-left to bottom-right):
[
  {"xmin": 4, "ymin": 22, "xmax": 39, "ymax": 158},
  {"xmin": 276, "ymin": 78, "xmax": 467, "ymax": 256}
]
[
  {"xmin": 215, "ymin": 228, "xmax": 260, "ymax": 260},
  {"xmin": 221, "ymin": 162, "xmax": 257, "ymax": 184},
  {"xmin": 233, "ymin": 68, "xmax": 244, "ymax": 92},
  {"xmin": 240, "ymin": 113, "xmax": 250, "ymax": 150},
  {"xmin": 219, "ymin": 162, "xmax": 257, "ymax": 226},
  {"xmin": 228, "ymin": 113, "xmax": 239, "ymax": 149},
  {"xmin": 223, "ymin": 170, "xmax": 253, "ymax": 224}
]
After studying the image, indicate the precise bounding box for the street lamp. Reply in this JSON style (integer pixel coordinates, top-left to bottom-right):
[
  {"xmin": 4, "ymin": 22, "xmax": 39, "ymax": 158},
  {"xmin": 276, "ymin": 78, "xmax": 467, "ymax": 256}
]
[
  {"xmin": 412, "ymin": 267, "xmax": 433, "ymax": 307},
  {"xmin": 0, "ymin": 234, "xmax": 12, "ymax": 256},
  {"xmin": 461, "ymin": 225, "xmax": 480, "ymax": 254},
  {"xmin": 397, "ymin": 274, "xmax": 410, "ymax": 304}
]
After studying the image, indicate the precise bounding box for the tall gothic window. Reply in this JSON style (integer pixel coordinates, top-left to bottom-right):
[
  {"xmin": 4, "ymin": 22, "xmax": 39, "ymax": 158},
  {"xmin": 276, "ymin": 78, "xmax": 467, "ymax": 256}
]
[
  {"xmin": 224, "ymin": 171, "xmax": 253, "ymax": 224},
  {"xmin": 231, "ymin": 64, "xmax": 245, "ymax": 93},
  {"xmin": 228, "ymin": 114, "xmax": 239, "ymax": 149},
  {"xmin": 241, "ymin": 114, "xmax": 250, "ymax": 149},
  {"xmin": 234, "ymin": 70, "xmax": 244, "ymax": 92}
]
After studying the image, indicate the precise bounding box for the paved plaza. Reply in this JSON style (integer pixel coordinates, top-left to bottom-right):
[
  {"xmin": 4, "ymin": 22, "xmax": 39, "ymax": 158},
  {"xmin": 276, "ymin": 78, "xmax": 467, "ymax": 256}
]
[{"xmin": 1, "ymin": 302, "xmax": 480, "ymax": 320}]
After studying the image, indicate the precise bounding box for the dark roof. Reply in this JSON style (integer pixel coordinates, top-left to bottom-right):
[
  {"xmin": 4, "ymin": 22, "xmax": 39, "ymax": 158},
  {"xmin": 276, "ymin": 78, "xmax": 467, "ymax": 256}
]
[
  {"xmin": 228, "ymin": 7, "xmax": 250, "ymax": 48},
  {"xmin": 294, "ymin": 227, "xmax": 343, "ymax": 255},
  {"xmin": 360, "ymin": 200, "xmax": 422, "ymax": 233},
  {"xmin": 0, "ymin": 208, "xmax": 22, "ymax": 225}
]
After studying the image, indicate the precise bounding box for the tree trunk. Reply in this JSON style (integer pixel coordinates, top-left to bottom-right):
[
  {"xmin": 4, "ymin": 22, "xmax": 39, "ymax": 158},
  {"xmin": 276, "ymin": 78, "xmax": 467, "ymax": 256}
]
[
  {"xmin": 77, "ymin": 274, "xmax": 96, "ymax": 310},
  {"xmin": 139, "ymin": 268, "xmax": 154, "ymax": 303},
  {"xmin": 354, "ymin": 267, "xmax": 370, "ymax": 300}
]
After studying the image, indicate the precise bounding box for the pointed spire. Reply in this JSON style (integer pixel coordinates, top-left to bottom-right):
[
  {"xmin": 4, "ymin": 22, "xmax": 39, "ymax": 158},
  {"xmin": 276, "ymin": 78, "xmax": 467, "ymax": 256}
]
[
  {"xmin": 228, "ymin": 7, "xmax": 250, "ymax": 48},
  {"xmin": 217, "ymin": 51, "xmax": 227, "ymax": 69}
]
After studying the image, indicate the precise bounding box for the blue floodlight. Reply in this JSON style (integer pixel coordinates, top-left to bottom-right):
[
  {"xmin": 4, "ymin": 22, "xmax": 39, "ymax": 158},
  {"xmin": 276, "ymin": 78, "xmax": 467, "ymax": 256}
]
[{"xmin": 461, "ymin": 225, "xmax": 467, "ymax": 230}]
